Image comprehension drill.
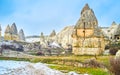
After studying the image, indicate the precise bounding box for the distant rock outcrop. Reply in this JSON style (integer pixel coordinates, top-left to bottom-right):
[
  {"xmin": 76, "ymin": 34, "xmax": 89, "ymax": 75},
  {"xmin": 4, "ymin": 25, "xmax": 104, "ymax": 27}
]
[
  {"xmin": 49, "ymin": 30, "xmax": 56, "ymax": 37},
  {"xmin": 19, "ymin": 29, "xmax": 25, "ymax": 41},
  {"xmin": 4, "ymin": 23, "xmax": 25, "ymax": 41},
  {"xmin": 0, "ymin": 25, "xmax": 2, "ymax": 37},
  {"xmin": 114, "ymin": 24, "xmax": 120, "ymax": 36},
  {"xmin": 4, "ymin": 25, "xmax": 12, "ymax": 40},
  {"xmin": 11, "ymin": 23, "xmax": 18, "ymax": 35},
  {"xmin": 0, "ymin": 25, "xmax": 1, "ymax": 31},
  {"xmin": 55, "ymin": 26, "xmax": 74, "ymax": 48},
  {"xmin": 101, "ymin": 21, "xmax": 118, "ymax": 41},
  {"xmin": 5, "ymin": 25, "xmax": 11, "ymax": 33}
]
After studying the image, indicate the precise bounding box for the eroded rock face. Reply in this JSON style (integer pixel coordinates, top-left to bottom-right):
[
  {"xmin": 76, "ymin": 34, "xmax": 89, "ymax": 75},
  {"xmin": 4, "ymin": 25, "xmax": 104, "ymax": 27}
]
[
  {"xmin": 75, "ymin": 4, "xmax": 98, "ymax": 29},
  {"xmin": 19, "ymin": 29, "xmax": 25, "ymax": 41},
  {"xmin": 5, "ymin": 25, "xmax": 11, "ymax": 33},
  {"xmin": 114, "ymin": 24, "xmax": 120, "ymax": 41},
  {"xmin": 49, "ymin": 30, "xmax": 56, "ymax": 37},
  {"xmin": 4, "ymin": 23, "xmax": 25, "ymax": 41},
  {"xmin": 72, "ymin": 4, "xmax": 105, "ymax": 55},
  {"xmin": 11, "ymin": 23, "xmax": 18, "ymax": 35},
  {"xmin": 115, "ymin": 50, "xmax": 120, "ymax": 59},
  {"xmin": 4, "ymin": 25, "xmax": 12, "ymax": 40},
  {"xmin": 0, "ymin": 25, "xmax": 2, "ymax": 37},
  {"xmin": 0, "ymin": 25, "xmax": 1, "ymax": 31},
  {"xmin": 55, "ymin": 26, "xmax": 74, "ymax": 48}
]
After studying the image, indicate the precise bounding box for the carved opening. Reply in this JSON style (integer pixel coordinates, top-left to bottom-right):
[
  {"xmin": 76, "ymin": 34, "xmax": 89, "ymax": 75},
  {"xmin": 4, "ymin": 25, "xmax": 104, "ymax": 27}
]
[{"xmin": 117, "ymin": 37, "xmax": 119, "ymax": 40}]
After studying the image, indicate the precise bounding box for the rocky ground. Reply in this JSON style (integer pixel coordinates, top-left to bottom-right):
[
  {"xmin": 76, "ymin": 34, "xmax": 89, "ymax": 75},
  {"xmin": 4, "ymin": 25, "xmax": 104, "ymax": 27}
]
[{"xmin": 0, "ymin": 60, "xmax": 85, "ymax": 75}]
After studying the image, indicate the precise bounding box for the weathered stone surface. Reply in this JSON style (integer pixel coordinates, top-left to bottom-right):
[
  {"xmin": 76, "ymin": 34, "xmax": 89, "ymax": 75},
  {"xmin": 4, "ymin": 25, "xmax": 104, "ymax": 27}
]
[
  {"xmin": 111, "ymin": 21, "xmax": 116, "ymax": 26},
  {"xmin": 0, "ymin": 25, "xmax": 2, "ymax": 37},
  {"xmin": 19, "ymin": 29, "xmax": 25, "ymax": 41},
  {"xmin": 114, "ymin": 24, "xmax": 120, "ymax": 35},
  {"xmin": 0, "ymin": 25, "xmax": 1, "ymax": 31},
  {"xmin": 11, "ymin": 22, "xmax": 18, "ymax": 35},
  {"xmin": 55, "ymin": 26, "xmax": 74, "ymax": 48},
  {"xmin": 101, "ymin": 21, "xmax": 120, "ymax": 42},
  {"xmin": 4, "ymin": 23, "xmax": 25, "ymax": 41},
  {"xmin": 81, "ymin": 3, "xmax": 90, "ymax": 15},
  {"xmin": 49, "ymin": 30, "xmax": 56, "ymax": 37},
  {"xmin": 40, "ymin": 32, "xmax": 47, "ymax": 48},
  {"xmin": 4, "ymin": 25, "xmax": 12, "ymax": 40},
  {"xmin": 72, "ymin": 4, "xmax": 105, "ymax": 55},
  {"xmin": 5, "ymin": 25, "xmax": 11, "ymax": 33},
  {"xmin": 115, "ymin": 50, "xmax": 120, "ymax": 59}
]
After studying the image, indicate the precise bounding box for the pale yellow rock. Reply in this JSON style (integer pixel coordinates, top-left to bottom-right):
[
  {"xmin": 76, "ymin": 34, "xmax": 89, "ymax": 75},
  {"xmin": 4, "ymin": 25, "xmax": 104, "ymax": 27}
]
[{"xmin": 71, "ymin": 4, "xmax": 105, "ymax": 55}]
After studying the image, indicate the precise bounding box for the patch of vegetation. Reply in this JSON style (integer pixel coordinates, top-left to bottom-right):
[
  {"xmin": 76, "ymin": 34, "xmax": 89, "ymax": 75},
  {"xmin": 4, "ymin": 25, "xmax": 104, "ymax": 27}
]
[
  {"xmin": 49, "ymin": 65, "xmax": 109, "ymax": 75},
  {"xmin": 0, "ymin": 57, "xmax": 30, "ymax": 61}
]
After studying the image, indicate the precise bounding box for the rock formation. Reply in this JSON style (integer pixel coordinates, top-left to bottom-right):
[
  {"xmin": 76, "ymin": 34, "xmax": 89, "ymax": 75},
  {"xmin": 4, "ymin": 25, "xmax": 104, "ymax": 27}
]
[
  {"xmin": 49, "ymin": 30, "xmax": 56, "ymax": 37},
  {"xmin": 4, "ymin": 25, "xmax": 12, "ymax": 40},
  {"xmin": 115, "ymin": 50, "xmax": 120, "ymax": 59},
  {"xmin": 5, "ymin": 25, "xmax": 11, "ymax": 33},
  {"xmin": 10, "ymin": 23, "xmax": 19, "ymax": 41},
  {"xmin": 101, "ymin": 21, "xmax": 118, "ymax": 41},
  {"xmin": 72, "ymin": 4, "xmax": 105, "ymax": 55},
  {"xmin": 114, "ymin": 24, "xmax": 120, "ymax": 41},
  {"xmin": 4, "ymin": 23, "xmax": 25, "ymax": 41},
  {"xmin": 40, "ymin": 32, "xmax": 47, "ymax": 48},
  {"xmin": 55, "ymin": 26, "xmax": 74, "ymax": 48},
  {"xmin": 18, "ymin": 29, "xmax": 25, "ymax": 41},
  {"xmin": 11, "ymin": 23, "xmax": 18, "ymax": 35},
  {"xmin": 0, "ymin": 25, "xmax": 1, "ymax": 37}
]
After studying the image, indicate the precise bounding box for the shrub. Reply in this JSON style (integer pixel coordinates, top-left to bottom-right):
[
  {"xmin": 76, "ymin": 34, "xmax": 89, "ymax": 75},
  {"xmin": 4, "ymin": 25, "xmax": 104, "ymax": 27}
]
[
  {"xmin": 109, "ymin": 48, "xmax": 118, "ymax": 55},
  {"xmin": 36, "ymin": 51, "xmax": 44, "ymax": 56},
  {"xmin": 84, "ymin": 58, "xmax": 104, "ymax": 68},
  {"xmin": 110, "ymin": 56, "xmax": 120, "ymax": 75}
]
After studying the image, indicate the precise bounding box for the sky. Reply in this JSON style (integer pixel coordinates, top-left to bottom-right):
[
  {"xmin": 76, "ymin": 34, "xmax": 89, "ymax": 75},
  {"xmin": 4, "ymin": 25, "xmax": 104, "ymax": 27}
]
[{"xmin": 0, "ymin": 0, "xmax": 120, "ymax": 36}]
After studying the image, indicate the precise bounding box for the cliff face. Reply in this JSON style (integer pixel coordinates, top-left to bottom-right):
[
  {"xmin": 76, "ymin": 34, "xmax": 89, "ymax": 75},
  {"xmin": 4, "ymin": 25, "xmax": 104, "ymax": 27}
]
[
  {"xmin": 55, "ymin": 26, "xmax": 74, "ymax": 48},
  {"xmin": 101, "ymin": 21, "xmax": 118, "ymax": 40}
]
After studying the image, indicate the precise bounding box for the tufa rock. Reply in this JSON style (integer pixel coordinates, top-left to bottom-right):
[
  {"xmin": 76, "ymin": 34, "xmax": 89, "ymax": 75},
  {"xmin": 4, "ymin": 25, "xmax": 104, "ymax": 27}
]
[
  {"xmin": 49, "ymin": 30, "xmax": 56, "ymax": 37},
  {"xmin": 18, "ymin": 29, "xmax": 25, "ymax": 41},
  {"xmin": 0, "ymin": 25, "xmax": 1, "ymax": 31},
  {"xmin": 5, "ymin": 25, "xmax": 11, "ymax": 33},
  {"xmin": 115, "ymin": 50, "xmax": 120, "ymax": 59},
  {"xmin": 72, "ymin": 4, "xmax": 105, "ymax": 55},
  {"xmin": 11, "ymin": 22, "xmax": 18, "ymax": 35},
  {"xmin": 114, "ymin": 24, "xmax": 120, "ymax": 36},
  {"xmin": 81, "ymin": 3, "xmax": 90, "ymax": 15},
  {"xmin": 0, "ymin": 25, "xmax": 1, "ymax": 38},
  {"xmin": 55, "ymin": 26, "xmax": 74, "ymax": 48},
  {"xmin": 111, "ymin": 21, "xmax": 116, "ymax": 26}
]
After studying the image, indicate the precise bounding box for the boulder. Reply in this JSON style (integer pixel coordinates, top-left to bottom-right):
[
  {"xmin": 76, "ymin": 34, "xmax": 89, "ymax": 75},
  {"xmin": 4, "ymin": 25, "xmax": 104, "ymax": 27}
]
[{"xmin": 115, "ymin": 50, "xmax": 120, "ymax": 58}]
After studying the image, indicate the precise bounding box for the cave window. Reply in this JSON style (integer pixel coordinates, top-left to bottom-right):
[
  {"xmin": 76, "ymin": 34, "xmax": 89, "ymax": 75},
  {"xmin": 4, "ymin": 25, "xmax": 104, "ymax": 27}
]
[
  {"xmin": 111, "ymin": 37, "xmax": 112, "ymax": 39},
  {"xmin": 117, "ymin": 37, "xmax": 119, "ymax": 40},
  {"xmin": 108, "ymin": 30, "xmax": 110, "ymax": 32}
]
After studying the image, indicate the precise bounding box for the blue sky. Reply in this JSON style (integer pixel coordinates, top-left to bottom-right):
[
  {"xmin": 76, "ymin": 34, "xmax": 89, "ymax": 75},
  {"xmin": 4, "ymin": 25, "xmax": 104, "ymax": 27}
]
[{"xmin": 0, "ymin": 0, "xmax": 120, "ymax": 36}]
